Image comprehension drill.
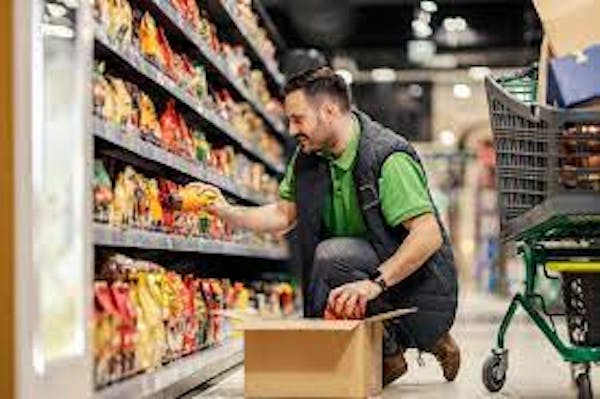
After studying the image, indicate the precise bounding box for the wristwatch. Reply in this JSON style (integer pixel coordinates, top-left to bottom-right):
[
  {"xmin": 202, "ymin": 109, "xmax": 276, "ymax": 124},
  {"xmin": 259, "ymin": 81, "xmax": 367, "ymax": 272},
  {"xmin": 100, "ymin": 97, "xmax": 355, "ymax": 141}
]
[{"xmin": 368, "ymin": 269, "xmax": 388, "ymax": 292}]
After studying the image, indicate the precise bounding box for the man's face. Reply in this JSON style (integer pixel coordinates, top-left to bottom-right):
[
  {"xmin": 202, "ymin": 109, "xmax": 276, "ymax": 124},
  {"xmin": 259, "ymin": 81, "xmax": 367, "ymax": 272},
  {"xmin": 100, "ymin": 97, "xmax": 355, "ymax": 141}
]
[{"xmin": 284, "ymin": 90, "xmax": 332, "ymax": 154}]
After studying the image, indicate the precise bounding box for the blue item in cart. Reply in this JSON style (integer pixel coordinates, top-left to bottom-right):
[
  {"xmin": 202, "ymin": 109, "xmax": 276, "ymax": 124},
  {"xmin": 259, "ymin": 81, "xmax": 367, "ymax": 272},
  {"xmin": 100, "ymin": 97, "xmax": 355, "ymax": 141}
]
[{"xmin": 547, "ymin": 44, "xmax": 600, "ymax": 108}]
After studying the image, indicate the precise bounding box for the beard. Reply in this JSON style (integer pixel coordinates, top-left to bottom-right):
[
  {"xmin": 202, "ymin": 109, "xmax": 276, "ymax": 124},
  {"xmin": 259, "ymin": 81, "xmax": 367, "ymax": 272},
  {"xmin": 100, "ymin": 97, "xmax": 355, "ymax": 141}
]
[
  {"xmin": 296, "ymin": 119, "xmax": 332, "ymax": 154},
  {"xmin": 296, "ymin": 134, "xmax": 313, "ymax": 153}
]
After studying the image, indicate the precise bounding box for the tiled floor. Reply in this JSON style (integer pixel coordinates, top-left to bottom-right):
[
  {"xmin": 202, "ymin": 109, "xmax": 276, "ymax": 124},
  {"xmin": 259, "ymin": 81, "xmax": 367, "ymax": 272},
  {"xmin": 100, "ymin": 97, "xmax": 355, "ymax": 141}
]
[{"xmin": 187, "ymin": 292, "xmax": 600, "ymax": 398}]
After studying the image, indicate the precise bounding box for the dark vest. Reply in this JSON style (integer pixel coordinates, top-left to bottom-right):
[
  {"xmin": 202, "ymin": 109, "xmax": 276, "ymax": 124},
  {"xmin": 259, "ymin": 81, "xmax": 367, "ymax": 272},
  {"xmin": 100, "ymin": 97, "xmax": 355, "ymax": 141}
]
[{"xmin": 293, "ymin": 110, "xmax": 458, "ymax": 349}]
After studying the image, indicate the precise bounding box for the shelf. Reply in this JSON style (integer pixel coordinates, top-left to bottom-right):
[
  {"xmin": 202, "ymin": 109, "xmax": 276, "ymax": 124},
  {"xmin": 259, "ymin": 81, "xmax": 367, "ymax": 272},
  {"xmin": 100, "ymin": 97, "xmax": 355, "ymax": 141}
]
[
  {"xmin": 94, "ymin": 117, "xmax": 271, "ymax": 205},
  {"xmin": 145, "ymin": 0, "xmax": 287, "ymax": 138},
  {"xmin": 209, "ymin": 0, "xmax": 285, "ymax": 89},
  {"xmin": 95, "ymin": 339, "xmax": 243, "ymax": 399},
  {"xmin": 94, "ymin": 224, "xmax": 289, "ymax": 260},
  {"xmin": 95, "ymin": 31, "xmax": 285, "ymax": 175}
]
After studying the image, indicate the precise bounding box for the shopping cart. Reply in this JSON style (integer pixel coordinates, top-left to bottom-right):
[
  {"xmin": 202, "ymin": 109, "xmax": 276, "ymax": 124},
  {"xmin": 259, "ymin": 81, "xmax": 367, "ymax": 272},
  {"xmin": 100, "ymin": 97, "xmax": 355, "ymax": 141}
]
[{"xmin": 482, "ymin": 71, "xmax": 600, "ymax": 399}]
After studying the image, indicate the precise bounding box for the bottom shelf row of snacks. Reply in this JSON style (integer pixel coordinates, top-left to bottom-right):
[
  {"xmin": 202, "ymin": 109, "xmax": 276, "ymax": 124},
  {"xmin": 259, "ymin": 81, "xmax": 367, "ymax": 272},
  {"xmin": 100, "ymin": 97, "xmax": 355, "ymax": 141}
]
[{"xmin": 94, "ymin": 253, "xmax": 298, "ymax": 388}]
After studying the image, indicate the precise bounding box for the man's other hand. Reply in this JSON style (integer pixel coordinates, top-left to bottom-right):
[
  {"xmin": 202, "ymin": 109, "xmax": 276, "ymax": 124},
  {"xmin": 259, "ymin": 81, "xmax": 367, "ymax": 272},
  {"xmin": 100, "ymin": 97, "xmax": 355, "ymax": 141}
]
[{"xmin": 325, "ymin": 279, "xmax": 383, "ymax": 320}]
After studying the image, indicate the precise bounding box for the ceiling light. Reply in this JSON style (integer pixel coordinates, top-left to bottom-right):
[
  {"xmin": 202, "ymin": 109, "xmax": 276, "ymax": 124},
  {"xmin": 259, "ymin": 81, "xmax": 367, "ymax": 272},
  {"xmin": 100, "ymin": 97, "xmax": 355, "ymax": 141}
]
[
  {"xmin": 417, "ymin": 10, "xmax": 431, "ymax": 24},
  {"xmin": 468, "ymin": 66, "xmax": 491, "ymax": 81},
  {"xmin": 443, "ymin": 17, "xmax": 468, "ymax": 33},
  {"xmin": 412, "ymin": 19, "xmax": 433, "ymax": 39},
  {"xmin": 335, "ymin": 69, "xmax": 353, "ymax": 85},
  {"xmin": 408, "ymin": 84, "xmax": 424, "ymax": 98},
  {"xmin": 453, "ymin": 83, "xmax": 472, "ymax": 99},
  {"xmin": 454, "ymin": 17, "xmax": 467, "ymax": 31},
  {"xmin": 420, "ymin": 1, "xmax": 438, "ymax": 13},
  {"xmin": 439, "ymin": 129, "xmax": 457, "ymax": 147},
  {"xmin": 408, "ymin": 40, "xmax": 436, "ymax": 64},
  {"xmin": 371, "ymin": 68, "xmax": 396, "ymax": 83}
]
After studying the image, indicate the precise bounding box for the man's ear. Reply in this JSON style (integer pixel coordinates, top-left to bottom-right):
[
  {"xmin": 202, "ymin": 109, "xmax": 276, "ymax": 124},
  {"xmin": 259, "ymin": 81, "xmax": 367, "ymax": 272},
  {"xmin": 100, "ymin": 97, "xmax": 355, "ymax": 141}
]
[{"xmin": 319, "ymin": 99, "xmax": 338, "ymax": 123}]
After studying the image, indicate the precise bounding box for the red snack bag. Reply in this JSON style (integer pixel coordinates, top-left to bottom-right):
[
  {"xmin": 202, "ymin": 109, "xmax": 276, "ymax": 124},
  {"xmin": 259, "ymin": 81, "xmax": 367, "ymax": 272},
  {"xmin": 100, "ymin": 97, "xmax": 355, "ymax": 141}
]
[
  {"xmin": 183, "ymin": 275, "xmax": 199, "ymax": 353},
  {"xmin": 160, "ymin": 99, "xmax": 180, "ymax": 153},
  {"xmin": 157, "ymin": 27, "xmax": 176, "ymax": 78},
  {"xmin": 158, "ymin": 178, "xmax": 177, "ymax": 231},
  {"xmin": 111, "ymin": 281, "xmax": 137, "ymax": 375}
]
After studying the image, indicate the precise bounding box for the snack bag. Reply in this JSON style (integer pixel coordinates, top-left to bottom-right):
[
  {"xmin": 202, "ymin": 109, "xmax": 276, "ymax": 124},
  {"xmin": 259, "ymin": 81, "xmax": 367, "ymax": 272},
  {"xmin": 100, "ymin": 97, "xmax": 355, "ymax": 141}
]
[
  {"xmin": 146, "ymin": 179, "xmax": 163, "ymax": 230},
  {"xmin": 109, "ymin": 0, "xmax": 133, "ymax": 47},
  {"xmin": 107, "ymin": 76, "xmax": 134, "ymax": 127},
  {"xmin": 138, "ymin": 12, "xmax": 162, "ymax": 66},
  {"xmin": 185, "ymin": 0, "xmax": 202, "ymax": 35},
  {"xmin": 93, "ymin": 160, "xmax": 114, "ymax": 223},
  {"xmin": 111, "ymin": 281, "xmax": 137, "ymax": 377},
  {"xmin": 138, "ymin": 91, "xmax": 162, "ymax": 145},
  {"xmin": 183, "ymin": 275, "xmax": 200, "ymax": 354},
  {"xmin": 159, "ymin": 99, "xmax": 180, "ymax": 154},
  {"xmin": 164, "ymin": 271, "xmax": 185, "ymax": 359},
  {"xmin": 195, "ymin": 280, "xmax": 209, "ymax": 348},
  {"xmin": 167, "ymin": 183, "xmax": 218, "ymax": 213},
  {"xmin": 94, "ymin": 281, "xmax": 121, "ymax": 386},
  {"xmin": 210, "ymin": 280, "xmax": 225, "ymax": 344},
  {"xmin": 158, "ymin": 179, "xmax": 178, "ymax": 232},
  {"xmin": 157, "ymin": 27, "xmax": 176, "ymax": 78},
  {"xmin": 132, "ymin": 270, "xmax": 167, "ymax": 370},
  {"xmin": 193, "ymin": 131, "xmax": 211, "ymax": 164},
  {"xmin": 92, "ymin": 62, "xmax": 116, "ymax": 121},
  {"xmin": 177, "ymin": 112, "xmax": 196, "ymax": 159}
]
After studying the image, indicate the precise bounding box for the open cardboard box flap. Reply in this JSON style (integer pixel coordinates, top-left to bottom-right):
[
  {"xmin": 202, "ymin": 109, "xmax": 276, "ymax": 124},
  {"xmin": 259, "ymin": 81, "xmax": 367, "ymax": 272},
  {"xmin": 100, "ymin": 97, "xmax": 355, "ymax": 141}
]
[
  {"xmin": 532, "ymin": 0, "xmax": 600, "ymax": 57},
  {"xmin": 237, "ymin": 307, "xmax": 417, "ymax": 331}
]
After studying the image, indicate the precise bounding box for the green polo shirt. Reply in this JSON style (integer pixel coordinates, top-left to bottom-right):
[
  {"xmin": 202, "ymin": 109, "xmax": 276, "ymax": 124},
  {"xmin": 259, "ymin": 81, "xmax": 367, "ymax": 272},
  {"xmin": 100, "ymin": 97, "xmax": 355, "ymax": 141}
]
[{"xmin": 279, "ymin": 118, "xmax": 433, "ymax": 237}]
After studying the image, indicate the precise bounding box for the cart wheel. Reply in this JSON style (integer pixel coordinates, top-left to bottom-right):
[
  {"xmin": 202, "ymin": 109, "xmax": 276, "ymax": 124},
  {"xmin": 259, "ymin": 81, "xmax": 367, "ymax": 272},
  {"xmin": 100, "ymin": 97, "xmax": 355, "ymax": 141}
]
[
  {"xmin": 576, "ymin": 372, "xmax": 592, "ymax": 399},
  {"xmin": 482, "ymin": 353, "xmax": 507, "ymax": 392}
]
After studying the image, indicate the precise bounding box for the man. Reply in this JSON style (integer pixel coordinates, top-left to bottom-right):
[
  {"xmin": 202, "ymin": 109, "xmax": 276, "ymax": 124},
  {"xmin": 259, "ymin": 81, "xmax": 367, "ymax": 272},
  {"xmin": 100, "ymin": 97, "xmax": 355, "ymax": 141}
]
[{"xmin": 196, "ymin": 67, "xmax": 460, "ymax": 385}]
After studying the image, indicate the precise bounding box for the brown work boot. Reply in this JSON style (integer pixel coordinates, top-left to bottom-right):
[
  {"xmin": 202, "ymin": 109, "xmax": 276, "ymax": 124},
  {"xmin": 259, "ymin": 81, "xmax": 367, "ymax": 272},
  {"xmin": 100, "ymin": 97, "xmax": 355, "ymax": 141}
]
[
  {"xmin": 383, "ymin": 349, "xmax": 408, "ymax": 386},
  {"xmin": 429, "ymin": 332, "xmax": 461, "ymax": 382}
]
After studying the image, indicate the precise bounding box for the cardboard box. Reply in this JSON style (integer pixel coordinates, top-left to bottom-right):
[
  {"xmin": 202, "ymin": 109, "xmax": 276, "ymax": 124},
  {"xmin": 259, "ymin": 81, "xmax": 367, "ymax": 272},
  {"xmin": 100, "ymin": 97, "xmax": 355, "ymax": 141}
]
[
  {"xmin": 548, "ymin": 45, "xmax": 600, "ymax": 108},
  {"xmin": 241, "ymin": 308, "xmax": 416, "ymax": 398},
  {"xmin": 532, "ymin": 0, "xmax": 600, "ymax": 57}
]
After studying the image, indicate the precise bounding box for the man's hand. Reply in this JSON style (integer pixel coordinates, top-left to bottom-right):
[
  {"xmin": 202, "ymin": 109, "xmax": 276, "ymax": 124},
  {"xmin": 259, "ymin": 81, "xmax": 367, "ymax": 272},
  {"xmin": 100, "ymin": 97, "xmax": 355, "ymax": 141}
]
[{"xmin": 325, "ymin": 279, "xmax": 383, "ymax": 320}]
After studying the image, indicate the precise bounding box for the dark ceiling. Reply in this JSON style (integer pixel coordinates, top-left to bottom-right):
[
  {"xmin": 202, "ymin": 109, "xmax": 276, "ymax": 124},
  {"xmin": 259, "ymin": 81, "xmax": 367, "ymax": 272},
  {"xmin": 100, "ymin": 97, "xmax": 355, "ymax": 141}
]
[{"xmin": 263, "ymin": 0, "xmax": 542, "ymax": 70}]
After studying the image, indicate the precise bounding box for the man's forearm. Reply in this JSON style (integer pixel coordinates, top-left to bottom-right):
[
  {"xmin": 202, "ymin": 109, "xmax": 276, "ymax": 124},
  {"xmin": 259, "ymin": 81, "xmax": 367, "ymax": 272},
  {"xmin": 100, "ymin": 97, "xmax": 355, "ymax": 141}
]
[
  {"xmin": 218, "ymin": 202, "xmax": 295, "ymax": 234},
  {"xmin": 378, "ymin": 214, "xmax": 443, "ymax": 287}
]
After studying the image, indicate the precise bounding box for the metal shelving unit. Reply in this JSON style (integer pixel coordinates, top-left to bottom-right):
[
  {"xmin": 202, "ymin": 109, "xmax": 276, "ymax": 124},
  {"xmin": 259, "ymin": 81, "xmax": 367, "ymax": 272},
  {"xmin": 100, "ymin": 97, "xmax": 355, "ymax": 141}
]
[
  {"xmin": 95, "ymin": 339, "xmax": 243, "ymax": 399},
  {"xmin": 92, "ymin": 1, "xmax": 289, "ymax": 397},
  {"xmin": 94, "ymin": 224, "xmax": 289, "ymax": 260},
  {"xmin": 145, "ymin": 0, "xmax": 287, "ymax": 137},
  {"xmin": 94, "ymin": 117, "xmax": 271, "ymax": 205},
  {"xmin": 95, "ymin": 31, "xmax": 285, "ymax": 175}
]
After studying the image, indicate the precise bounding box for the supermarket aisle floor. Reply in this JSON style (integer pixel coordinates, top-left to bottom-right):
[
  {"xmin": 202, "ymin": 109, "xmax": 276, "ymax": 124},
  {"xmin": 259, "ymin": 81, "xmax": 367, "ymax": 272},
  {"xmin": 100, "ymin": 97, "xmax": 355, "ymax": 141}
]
[{"xmin": 187, "ymin": 292, "xmax": 600, "ymax": 398}]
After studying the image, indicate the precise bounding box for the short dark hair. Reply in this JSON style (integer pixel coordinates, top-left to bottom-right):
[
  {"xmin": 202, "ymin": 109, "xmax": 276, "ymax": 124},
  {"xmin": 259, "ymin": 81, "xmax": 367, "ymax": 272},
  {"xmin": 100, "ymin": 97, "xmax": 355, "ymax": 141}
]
[{"xmin": 283, "ymin": 67, "xmax": 351, "ymax": 111}]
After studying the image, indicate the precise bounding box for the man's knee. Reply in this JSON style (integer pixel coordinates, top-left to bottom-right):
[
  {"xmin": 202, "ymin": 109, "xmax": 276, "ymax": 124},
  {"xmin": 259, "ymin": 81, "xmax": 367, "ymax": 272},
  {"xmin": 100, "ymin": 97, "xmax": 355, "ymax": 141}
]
[
  {"xmin": 314, "ymin": 239, "xmax": 343, "ymax": 266},
  {"xmin": 313, "ymin": 239, "xmax": 366, "ymax": 287},
  {"xmin": 312, "ymin": 240, "xmax": 343, "ymax": 283}
]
